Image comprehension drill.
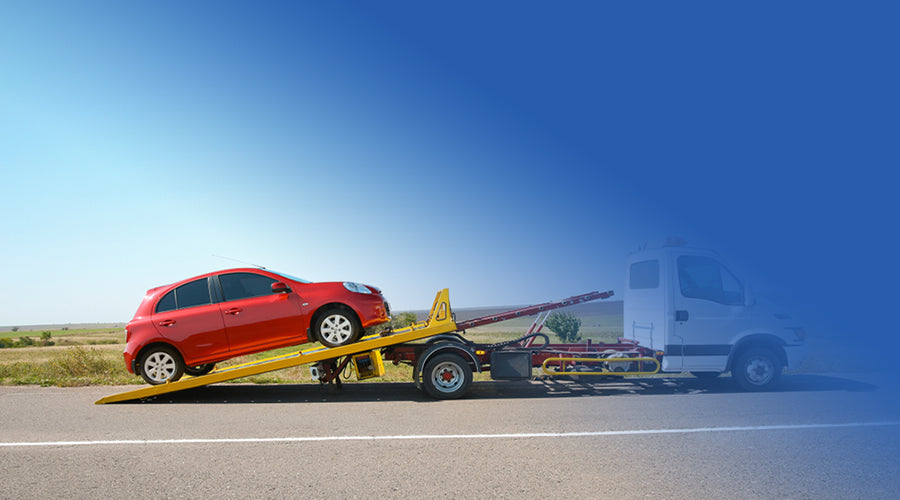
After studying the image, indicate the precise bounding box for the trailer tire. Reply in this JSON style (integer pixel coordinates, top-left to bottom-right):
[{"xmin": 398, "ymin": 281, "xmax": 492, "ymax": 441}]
[
  {"xmin": 422, "ymin": 353, "xmax": 472, "ymax": 399},
  {"xmin": 732, "ymin": 348, "xmax": 782, "ymax": 391}
]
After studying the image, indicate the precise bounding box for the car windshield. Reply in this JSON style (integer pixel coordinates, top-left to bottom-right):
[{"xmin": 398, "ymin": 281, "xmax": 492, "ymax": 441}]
[{"xmin": 269, "ymin": 270, "xmax": 311, "ymax": 284}]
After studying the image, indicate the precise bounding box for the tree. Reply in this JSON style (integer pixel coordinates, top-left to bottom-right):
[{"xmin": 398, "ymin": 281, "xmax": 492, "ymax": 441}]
[{"xmin": 545, "ymin": 311, "xmax": 582, "ymax": 343}]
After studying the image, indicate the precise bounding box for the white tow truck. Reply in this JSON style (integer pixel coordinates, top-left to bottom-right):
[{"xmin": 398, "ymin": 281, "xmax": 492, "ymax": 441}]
[{"xmin": 97, "ymin": 242, "xmax": 807, "ymax": 403}]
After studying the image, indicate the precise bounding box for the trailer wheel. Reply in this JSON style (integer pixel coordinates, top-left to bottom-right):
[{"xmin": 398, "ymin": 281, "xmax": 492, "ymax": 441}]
[
  {"xmin": 422, "ymin": 353, "xmax": 472, "ymax": 399},
  {"xmin": 184, "ymin": 364, "xmax": 215, "ymax": 377},
  {"xmin": 733, "ymin": 348, "xmax": 782, "ymax": 391},
  {"xmin": 139, "ymin": 345, "xmax": 184, "ymax": 385},
  {"xmin": 315, "ymin": 308, "xmax": 361, "ymax": 348}
]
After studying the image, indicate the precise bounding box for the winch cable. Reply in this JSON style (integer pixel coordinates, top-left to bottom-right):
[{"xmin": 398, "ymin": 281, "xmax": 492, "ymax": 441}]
[{"xmin": 467, "ymin": 332, "xmax": 551, "ymax": 352}]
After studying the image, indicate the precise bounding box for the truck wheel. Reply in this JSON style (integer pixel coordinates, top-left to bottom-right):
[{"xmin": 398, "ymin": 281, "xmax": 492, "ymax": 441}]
[
  {"xmin": 139, "ymin": 345, "xmax": 185, "ymax": 385},
  {"xmin": 316, "ymin": 308, "xmax": 361, "ymax": 348},
  {"xmin": 733, "ymin": 348, "xmax": 782, "ymax": 391},
  {"xmin": 422, "ymin": 353, "xmax": 473, "ymax": 399},
  {"xmin": 184, "ymin": 364, "xmax": 215, "ymax": 377}
]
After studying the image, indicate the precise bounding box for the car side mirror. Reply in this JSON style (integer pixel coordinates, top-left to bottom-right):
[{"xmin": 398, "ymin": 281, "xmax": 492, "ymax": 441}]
[{"xmin": 272, "ymin": 281, "xmax": 291, "ymax": 294}]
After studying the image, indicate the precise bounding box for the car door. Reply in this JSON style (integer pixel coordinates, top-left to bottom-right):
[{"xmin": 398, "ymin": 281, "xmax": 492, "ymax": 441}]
[
  {"xmin": 151, "ymin": 277, "xmax": 229, "ymax": 363},
  {"xmin": 216, "ymin": 271, "xmax": 307, "ymax": 353},
  {"xmin": 670, "ymin": 254, "xmax": 745, "ymax": 371}
]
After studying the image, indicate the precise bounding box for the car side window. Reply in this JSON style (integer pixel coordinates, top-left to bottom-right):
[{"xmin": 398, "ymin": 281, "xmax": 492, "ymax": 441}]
[
  {"xmin": 677, "ymin": 255, "xmax": 744, "ymax": 306},
  {"xmin": 219, "ymin": 272, "xmax": 277, "ymax": 301},
  {"xmin": 155, "ymin": 278, "xmax": 212, "ymax": 313}
]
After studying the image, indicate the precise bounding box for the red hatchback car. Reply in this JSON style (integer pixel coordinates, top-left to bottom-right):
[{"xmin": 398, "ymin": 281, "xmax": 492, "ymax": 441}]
[{"xmin": 124, "ymin": 268, "xmax": 390, "ymax": 385}]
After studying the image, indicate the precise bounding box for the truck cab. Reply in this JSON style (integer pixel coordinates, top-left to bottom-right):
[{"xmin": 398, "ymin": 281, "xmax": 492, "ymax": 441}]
[{"xmin": 624, "ymin": 243, "xmax": 808, "ymax": 390}]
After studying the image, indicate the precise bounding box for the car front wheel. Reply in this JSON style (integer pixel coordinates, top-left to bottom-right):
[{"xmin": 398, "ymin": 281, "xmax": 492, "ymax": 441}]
[
  {"xmin": 139, "ymin": 345, "xmax": 185, "ymax": 385},
  {"xmin": 316, "ymin": 308, "xmax": 361, "ymax": 348}
]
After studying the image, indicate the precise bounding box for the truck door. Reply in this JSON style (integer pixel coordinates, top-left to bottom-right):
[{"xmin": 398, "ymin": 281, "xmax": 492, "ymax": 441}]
[{"xmin": 670, "ymin": 254, "xmax": 745, "ymax": 371}]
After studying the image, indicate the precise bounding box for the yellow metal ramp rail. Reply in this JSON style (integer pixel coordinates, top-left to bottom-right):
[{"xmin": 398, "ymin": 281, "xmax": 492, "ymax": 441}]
[{"xmin": 96, "ymin": 289, "xmax": 458, "ymax": 404}]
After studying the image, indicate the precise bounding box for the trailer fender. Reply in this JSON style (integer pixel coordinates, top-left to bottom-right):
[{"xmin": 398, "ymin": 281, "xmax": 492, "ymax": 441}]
[{"xmin": 413, "ymin": 341, "xmax": 481, "ymax": 391}]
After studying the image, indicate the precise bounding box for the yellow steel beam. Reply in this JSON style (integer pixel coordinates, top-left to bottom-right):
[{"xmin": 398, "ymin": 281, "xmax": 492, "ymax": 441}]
[
  {"xmin": 540, "ymin": 356, "xmax": 661, "ymax": 377},
  {"xmin": 96, "ymin": 289, "xmax": 457, "ymax": 404}
]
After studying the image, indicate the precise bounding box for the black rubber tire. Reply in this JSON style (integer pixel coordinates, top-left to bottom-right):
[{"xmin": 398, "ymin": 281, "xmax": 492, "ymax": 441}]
[
  {"xmin": 691, "ymin": 371, "xmax": 721, "ymax": 379},
  {"xmin": 732, "ymin": 348, "xmax": 783, "ymax": 391},
  {"xmin": 315, "ymin": 307, "xmax": 361, "ymax": 348},
  {"xmin": 139, "ymin": 345, "xmax": 185, "ymax": 385},
  {"xmin": 184, "ymin": 363, "xmax": 215, "ymax": 377},
  {"xmin": 422, "ymin": 352, "xmax": 473, "ymax": 399}
]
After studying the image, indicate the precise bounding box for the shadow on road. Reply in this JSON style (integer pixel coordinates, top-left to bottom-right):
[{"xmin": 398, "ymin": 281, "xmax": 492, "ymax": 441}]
[{"xmin": 118, "ymin": 373, "xmax": 879, "ymax": 404}]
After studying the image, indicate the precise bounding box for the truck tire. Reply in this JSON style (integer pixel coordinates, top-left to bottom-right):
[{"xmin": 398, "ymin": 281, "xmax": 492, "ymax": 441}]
[
  {"xmin": 733, "ymin": 347, "xmax": 782, "ymax": 391},
  {"xmin": 422, "ymin": 352, "xmax": 473, "ymax": 399}
]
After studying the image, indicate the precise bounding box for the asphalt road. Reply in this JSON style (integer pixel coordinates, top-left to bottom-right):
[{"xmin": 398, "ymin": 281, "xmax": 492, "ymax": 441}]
[{"xmin": 2, "ymin": 373, "xmax": 899, "ymax": 499}]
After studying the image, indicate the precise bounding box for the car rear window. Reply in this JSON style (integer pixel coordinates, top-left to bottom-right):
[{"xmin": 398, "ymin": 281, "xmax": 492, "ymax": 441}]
[{"xmin": 155, "ymin": 278, "xmax": 212, "ymax": 313}]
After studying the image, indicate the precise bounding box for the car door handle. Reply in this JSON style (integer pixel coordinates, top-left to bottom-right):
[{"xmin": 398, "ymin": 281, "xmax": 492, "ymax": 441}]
[
  {"xmin": 158, "ymin": 319, "xmax": 176, "ymax": 327},
  {"xmin": 224, "ymin": 307, "xmax": 242, "ymax": 315},
  {"xmin": 675, "ymin": 310, "xmax": 689, "ymax": 322}
]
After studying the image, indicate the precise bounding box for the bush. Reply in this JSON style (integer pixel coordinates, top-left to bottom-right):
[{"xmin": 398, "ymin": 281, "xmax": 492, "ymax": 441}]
[
  {"xmin": 51, "ymin": 346, "xmax": 115, "ymax": 378},
  {"xmin": 40, "ymin": 331, "xmax": 54, "ymax": 347},
  {"xmin": 545, "ymin": 311, "xmax": 582, "ymax": 343},
  {"xmin": 391, "ymin": 312, "xmax": 419, "ymax": 329},
  {"xmin": 17, "ymin": 336, "xmax": 36, "ymax": 347}
]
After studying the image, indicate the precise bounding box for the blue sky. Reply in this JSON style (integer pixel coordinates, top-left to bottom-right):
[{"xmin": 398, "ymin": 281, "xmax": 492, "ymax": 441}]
[{"xmin": 1, "ymin": 2, "xmax": 897, "ymax": 346}]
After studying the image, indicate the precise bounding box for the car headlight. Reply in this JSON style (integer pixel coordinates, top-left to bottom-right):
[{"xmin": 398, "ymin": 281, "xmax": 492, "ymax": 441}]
[{"xmin": 343, "ymin": 282, "xmax": 372, "ymax": 294}]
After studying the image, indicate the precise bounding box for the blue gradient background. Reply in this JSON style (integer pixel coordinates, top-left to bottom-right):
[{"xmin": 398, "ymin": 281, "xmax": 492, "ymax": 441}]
[{"xmin": 1, "ymin": 2, "xmax": 897, "ymax": 355}]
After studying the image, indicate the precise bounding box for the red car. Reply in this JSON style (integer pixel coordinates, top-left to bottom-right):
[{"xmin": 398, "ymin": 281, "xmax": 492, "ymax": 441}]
[{"xmin": 124, "ymin": 268, "xmax": 391, "ymax": 385}]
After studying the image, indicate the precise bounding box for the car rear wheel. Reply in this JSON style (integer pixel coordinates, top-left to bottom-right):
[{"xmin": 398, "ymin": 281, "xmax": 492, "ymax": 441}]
[
  {"xmin": 139, "ymin": 345, "xmax": 185, "ymax": 385},
  {"xmin": 316, "ymin": 308, "xmax": 361, "ymax": 348},
  {"xmin": 184, "ymin": 363, "xmax": 215, "ymax": 377}
]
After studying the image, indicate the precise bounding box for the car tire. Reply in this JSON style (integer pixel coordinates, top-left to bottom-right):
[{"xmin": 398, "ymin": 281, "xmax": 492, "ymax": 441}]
[
  {"xmin": 422, "ymin": 353, "xmax": 473, "ymax": 399},
  {"xmin": 315, "ymin": 308, "xmax": 361, "ymax": 348},
  {"xmin": 139, "ymin": 345, "xmax": 185, "ymax": 385},
  {"xmin": 184, "ymin": 363, "xmax": 215, "ymax": 377},
  {"xmin": 732, "ymin": 347, "xmax": 782, "ymax": 391}
]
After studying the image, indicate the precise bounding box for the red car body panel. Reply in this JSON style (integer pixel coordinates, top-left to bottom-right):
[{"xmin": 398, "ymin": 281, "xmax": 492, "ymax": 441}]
[{"xmin": 124, "ymin": 268, "xmax": 390, "ymax": 374}]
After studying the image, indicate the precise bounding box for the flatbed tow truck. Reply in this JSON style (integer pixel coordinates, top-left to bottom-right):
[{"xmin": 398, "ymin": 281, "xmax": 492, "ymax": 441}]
[{"xmin": 96, "ymin": 288, "xmax": 660, "ymax": 404}]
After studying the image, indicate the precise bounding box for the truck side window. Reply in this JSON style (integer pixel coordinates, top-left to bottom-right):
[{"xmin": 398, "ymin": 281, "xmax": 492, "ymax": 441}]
[
  {"xmin": 630, "ymin": 260, "xmax": 660, "ymax": 289},
  {"xmin": 677, "ymin": 256, "xmax": 744, "ymax": 306}
]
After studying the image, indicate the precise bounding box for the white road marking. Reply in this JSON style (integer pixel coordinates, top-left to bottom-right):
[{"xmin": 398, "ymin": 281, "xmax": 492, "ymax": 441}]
[{"xmin": 2, "ymin": 421, "xmax": 898, "ymax": 448}]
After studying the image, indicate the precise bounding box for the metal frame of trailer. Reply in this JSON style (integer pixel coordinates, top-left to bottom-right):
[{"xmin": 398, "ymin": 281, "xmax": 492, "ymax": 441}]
[{"xmin": 97, "ymin": 287, "xmax": 661, "ymax": 404}]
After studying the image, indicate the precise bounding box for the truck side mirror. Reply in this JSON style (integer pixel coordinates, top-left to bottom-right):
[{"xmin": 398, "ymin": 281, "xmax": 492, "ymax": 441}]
[{"xmin": 744, "ymin": 285, "xmax": 755, "ymax": 306}]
